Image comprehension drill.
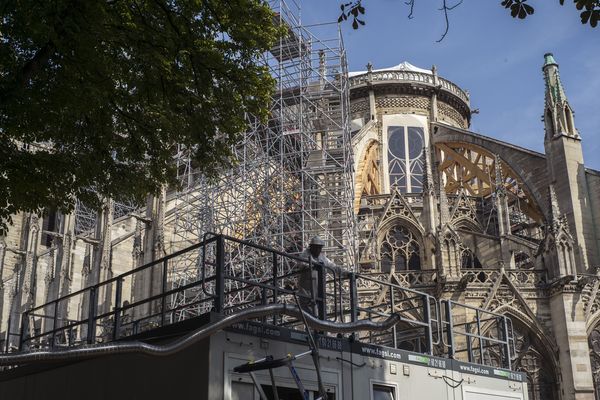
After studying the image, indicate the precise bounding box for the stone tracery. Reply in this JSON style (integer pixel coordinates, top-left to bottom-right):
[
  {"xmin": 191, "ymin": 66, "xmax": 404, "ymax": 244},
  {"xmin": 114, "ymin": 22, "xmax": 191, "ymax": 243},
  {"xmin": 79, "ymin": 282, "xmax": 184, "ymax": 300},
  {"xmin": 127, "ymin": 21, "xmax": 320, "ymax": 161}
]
[
  {"xmin": 590, "ymin": 324, "xmax": 600, "ymax": 400},
  {"xmin": 379, "ymin": 224, "xmax": 421, "ymax": 272}
]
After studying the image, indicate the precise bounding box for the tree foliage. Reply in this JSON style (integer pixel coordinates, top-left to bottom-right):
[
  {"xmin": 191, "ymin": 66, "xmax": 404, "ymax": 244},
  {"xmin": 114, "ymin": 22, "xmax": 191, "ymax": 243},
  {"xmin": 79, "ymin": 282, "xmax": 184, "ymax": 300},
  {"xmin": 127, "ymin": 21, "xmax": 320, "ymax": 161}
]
[
  {"xmin": 0, "ymin": 0, "xmax": 279, "ymax": 233},
  {"xmin": 339, "ymin": 0, "xmax": 600, "ymax": 39}
]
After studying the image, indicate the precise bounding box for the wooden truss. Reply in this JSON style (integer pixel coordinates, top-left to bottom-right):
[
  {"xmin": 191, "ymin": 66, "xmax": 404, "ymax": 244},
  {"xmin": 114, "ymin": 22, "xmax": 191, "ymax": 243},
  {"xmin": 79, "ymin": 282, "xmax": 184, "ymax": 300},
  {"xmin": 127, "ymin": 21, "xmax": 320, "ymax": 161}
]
[
  {"xmin": 435, "ymin": 142, "xmax": 542, "ymax": 222},
  {"xmin": 355, "ymin": 141, "xmax": 382, "ymax": 212}
]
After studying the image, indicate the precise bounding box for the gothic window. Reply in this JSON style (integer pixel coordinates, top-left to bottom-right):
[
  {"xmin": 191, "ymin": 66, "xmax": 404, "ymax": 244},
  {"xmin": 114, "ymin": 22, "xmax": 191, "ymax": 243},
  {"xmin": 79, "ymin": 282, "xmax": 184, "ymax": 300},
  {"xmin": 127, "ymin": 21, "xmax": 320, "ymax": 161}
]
[
  {"xmin": 485, "ymin": 320, "xmax": 558, "ymax": 400},
  {"xmin": 387, "ymin": 126, "xmax": 424, "ymax": 193},
  {"xmin": 461, "ymin": 248, "xmax": 482, "ymax": 269},
  {"xmin": 565, "ymin": 105, "xmax": 575, "ymax": 135},
  {"xmin": 545, "ymin": 109, "xmax": 555, "ymax": 138},
  {"xmin": 512, "ymin": 323, "xmax": 558, "ymax": 400},
  {"xmin": 380, "ymin": 225, "xmax": 421, "ymax": 272}
]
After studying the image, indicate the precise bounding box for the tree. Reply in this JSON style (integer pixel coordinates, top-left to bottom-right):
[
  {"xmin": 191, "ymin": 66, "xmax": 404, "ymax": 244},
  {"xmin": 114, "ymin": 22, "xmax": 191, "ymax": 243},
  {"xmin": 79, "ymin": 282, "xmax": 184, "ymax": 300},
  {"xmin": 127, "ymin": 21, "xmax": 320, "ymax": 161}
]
[
  {"xmin": 339, "ymin": 0, "xmax": 599, "ymax": 41},
  {"xmin": 0, "ymin": 0, "xmax": 279, "ymax": 233}
]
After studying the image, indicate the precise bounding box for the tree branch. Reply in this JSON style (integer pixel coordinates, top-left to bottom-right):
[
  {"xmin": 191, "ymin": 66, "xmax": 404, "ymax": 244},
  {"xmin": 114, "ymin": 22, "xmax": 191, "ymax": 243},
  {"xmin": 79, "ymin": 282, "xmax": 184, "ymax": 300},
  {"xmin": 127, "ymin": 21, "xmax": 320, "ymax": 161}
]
[{"xmin": 437, "ymin": 0, "xmax": 463, "ymax": 42}]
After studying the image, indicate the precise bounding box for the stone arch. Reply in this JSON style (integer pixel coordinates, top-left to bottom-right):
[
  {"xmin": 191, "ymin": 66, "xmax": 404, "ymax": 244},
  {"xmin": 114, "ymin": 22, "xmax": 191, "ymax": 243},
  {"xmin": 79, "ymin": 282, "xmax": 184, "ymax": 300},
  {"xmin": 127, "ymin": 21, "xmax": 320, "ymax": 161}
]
[
  {"xmin": 485, "ymin": 308, "xmax": 560, "ymax": 400},
  {"xmin": 588, "ymin": 311, "xmax": 600, "ymax": 336},
  {"xmin": 587, "ymin": 313, "xmax": 600, "ymax": 400},
  {"xmin": 378, "ymin": 212, "xmax": 425, "ymax": 238},
  {"xmin": 437, "ymin": 226, "xmax": 463, "ymax": 276},
  {"xmin": 433, "ymin": 124, "xmax": 548, "ymax": 221},
  {"xmin": 453, "ymin": 216, "xmax": 483, "ymax": 233}
]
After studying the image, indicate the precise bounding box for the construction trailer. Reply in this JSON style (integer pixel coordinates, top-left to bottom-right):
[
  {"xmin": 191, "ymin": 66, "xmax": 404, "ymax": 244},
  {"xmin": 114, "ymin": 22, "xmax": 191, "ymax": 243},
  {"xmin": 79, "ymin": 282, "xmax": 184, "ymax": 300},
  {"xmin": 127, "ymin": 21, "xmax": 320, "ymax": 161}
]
[{"xmin": 0, "ymin": 235, "xmax": 527, "ymax": 400}]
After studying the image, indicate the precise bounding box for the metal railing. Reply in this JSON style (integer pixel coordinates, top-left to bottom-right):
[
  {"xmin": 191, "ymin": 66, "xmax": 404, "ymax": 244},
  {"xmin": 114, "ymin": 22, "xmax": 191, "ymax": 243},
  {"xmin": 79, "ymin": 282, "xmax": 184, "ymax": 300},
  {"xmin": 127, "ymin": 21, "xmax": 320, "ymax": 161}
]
[
  {"xmin": 15, "ymin": 234, "xmax": 514, "ymax": 369},
  {"xmin": 441, "ymin": 300, "xmax": 514, "ymax": 369}
]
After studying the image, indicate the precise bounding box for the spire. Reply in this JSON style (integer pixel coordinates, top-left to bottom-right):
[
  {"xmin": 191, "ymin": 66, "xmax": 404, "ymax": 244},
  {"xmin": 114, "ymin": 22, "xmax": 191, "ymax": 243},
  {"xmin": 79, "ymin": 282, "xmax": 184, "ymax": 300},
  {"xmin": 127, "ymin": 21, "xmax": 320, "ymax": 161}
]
[
  {"xmin": 438, "ymin": 170, "xmax": 450, "ymax": 225},
  {"xmin": 542, "ymin": 53, "xmax": 578, "ymax": 139},
  {"xmin": 494, "ymin": 154, "xmax": 511, "ymax": 237},
  {"xmin": 494, "ymin": 154, "xmax": 506, "ymax": 197}
]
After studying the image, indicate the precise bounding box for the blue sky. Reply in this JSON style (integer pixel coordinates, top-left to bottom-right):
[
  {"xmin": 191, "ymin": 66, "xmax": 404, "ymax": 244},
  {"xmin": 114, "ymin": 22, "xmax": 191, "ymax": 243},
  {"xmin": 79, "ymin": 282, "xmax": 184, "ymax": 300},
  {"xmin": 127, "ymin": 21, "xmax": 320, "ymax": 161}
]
[{"xmin": 299, "ymin": 0, "xmax": 600, "ymax": 169}]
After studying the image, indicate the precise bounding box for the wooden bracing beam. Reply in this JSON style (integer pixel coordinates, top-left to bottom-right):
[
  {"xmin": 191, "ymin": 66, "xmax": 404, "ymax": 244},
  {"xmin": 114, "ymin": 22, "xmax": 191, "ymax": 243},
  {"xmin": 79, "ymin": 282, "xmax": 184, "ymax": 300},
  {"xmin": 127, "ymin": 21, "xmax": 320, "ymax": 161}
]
[{"xmin": 435, "ymin": 142, "xmax": 542, "ymax": 222}]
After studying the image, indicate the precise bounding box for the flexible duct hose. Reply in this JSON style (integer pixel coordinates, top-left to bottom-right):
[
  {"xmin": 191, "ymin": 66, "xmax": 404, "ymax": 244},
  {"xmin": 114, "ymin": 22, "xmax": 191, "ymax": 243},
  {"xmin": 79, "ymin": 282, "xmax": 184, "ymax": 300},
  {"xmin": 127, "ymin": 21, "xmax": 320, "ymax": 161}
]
[{"xmin": 0, "ymin": 304, "xmax": 401, "ymax": 367}]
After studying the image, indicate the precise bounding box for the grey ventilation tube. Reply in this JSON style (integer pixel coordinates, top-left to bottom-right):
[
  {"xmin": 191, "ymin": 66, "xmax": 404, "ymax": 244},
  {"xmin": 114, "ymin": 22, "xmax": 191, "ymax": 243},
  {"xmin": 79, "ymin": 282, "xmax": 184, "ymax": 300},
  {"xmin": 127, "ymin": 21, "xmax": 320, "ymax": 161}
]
[{"xmin": 0, "ymin": 304, "xmax": 401, "ymax": 367}]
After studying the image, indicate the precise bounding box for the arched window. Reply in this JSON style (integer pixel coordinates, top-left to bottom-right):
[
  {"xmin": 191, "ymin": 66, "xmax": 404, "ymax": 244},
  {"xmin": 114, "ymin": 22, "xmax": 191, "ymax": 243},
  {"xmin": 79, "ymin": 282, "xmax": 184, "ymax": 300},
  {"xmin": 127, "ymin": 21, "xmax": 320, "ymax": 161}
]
[
  {"xmin": 545, "ymin": 109, "xmax": 555, "ymax": 138},
  {"xmin": 485, "ymin": 319, "xmax": 559, "ymax": 400},
  {"xmin": 565, "ymin": 105, "xmax": 575, "ymax": 135},
  {"xmin": 380, "ymin": 225, "xmax": 421, "ymax": 272},
  {"xmin": 387, "ymin": 126, "xmax": 424, "ymax": 193},
  {"xmin": 461, "ymin": 248, "xmax": 482, "ymax": 269}
]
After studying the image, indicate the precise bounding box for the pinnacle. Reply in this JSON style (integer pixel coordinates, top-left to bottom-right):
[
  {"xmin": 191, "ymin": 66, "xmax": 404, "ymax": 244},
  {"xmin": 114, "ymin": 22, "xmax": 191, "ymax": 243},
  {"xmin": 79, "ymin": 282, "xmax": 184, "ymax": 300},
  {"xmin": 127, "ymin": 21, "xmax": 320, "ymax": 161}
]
[{"xmin": 543, "ymin": 52, "xmax": 558, "ymax": 68}]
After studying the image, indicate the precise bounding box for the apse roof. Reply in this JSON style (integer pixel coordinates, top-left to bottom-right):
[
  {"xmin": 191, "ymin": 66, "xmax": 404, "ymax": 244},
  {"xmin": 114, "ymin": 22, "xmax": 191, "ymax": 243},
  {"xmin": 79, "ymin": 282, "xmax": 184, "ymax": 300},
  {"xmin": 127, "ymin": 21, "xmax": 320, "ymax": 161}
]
[{"xmin": 348, "ymin": 61, "xmax": 432, "ymax": 78}]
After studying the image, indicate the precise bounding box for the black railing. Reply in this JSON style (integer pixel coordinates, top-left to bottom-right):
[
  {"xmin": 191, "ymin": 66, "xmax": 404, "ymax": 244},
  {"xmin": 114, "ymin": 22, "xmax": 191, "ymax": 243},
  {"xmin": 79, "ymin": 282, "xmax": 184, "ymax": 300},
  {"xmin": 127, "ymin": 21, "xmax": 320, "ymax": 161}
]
[
  {"xmin": 441, "ymin": 300, "xmax": 514, "ymax": 370},
  {"xmin": 15, "ymin": 234, "xmax": 514, "ymax": 370}
]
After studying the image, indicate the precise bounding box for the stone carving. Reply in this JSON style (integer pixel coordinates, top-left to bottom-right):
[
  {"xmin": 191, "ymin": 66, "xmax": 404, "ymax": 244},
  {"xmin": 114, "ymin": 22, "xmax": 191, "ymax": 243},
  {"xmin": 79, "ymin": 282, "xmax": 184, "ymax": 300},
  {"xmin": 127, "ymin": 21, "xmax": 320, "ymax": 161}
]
[
  {"xmin": 438, "ymin": 101, "xmax": 467, "ymax": 128},
  {"xmin": 486, "ymin": 320, "xmax": 558, "ymax": 400},
  {"xmin": 376, "ymin": 96, "xmax": 431, "ymax": 112},
  {"xmin": 590, "ymin": 325, "xmax": 600, "ymax": 400}
]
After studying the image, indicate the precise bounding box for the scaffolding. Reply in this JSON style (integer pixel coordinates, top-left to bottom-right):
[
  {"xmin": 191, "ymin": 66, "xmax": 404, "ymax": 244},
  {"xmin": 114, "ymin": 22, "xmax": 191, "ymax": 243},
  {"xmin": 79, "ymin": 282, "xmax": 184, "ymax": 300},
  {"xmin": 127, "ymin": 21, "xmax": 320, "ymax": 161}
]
[{"xmin": 164, "ymin": 0, "xmax": 356, "ymax": 318}]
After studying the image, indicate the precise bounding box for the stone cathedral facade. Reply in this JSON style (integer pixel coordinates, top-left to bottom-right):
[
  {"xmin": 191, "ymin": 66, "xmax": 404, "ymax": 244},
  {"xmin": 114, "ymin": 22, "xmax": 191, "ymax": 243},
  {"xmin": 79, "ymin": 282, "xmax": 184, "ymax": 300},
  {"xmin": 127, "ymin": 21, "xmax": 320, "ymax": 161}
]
[
  {"xmin": 349, "ymin": 54, "xmax": 600, "ymax": 400},
  {"xmin": 0, "ymin": 54, "xmax": 599, "ymax": 400}
]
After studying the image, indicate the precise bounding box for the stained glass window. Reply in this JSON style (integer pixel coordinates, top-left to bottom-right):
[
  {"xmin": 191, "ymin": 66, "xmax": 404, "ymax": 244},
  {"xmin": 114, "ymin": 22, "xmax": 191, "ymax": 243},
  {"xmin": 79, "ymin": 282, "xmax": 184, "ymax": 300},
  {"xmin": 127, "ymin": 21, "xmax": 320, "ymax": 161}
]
[{"xmin": 387, "ymin": 126, "xmax": 424, "ymax": 193}]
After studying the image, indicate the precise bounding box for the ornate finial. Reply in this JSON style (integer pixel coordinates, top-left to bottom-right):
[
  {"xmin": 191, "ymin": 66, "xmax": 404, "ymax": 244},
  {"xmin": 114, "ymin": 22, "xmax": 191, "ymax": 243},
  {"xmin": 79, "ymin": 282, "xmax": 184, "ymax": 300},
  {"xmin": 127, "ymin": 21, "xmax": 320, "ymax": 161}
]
[
  {"xmin": 366, "ymin": 62, "xmax": 373, "ymax": 73},
  {"xmin": 548, "ymin": 184, "xmax": 570, "ymax": 235},
  {"xmin": 422, "ymin": 147, "xmax": 435, "ymax": 196},
  {"xmin": 549, "ymin": 184, "xmax": 560, "ymax": 219},
  {"xmin": 438, "ymin": 170, "xmax": 450, "ymax": 224},
  {"xmin": 494, "ymin": 154, "xmax": 506, "ymax": 197}
]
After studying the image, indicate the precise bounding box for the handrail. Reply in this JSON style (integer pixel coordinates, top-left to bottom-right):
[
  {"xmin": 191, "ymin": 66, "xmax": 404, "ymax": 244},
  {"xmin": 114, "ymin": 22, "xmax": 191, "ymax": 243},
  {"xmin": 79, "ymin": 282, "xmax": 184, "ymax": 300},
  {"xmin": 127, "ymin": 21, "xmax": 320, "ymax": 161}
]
[
  {"xmin": 439, "ymin": 299, "xmax": 513, "ymax": 370},
  {"xmin": 15, "ymin": 234, "xmax": 514, "ymax": 370}
]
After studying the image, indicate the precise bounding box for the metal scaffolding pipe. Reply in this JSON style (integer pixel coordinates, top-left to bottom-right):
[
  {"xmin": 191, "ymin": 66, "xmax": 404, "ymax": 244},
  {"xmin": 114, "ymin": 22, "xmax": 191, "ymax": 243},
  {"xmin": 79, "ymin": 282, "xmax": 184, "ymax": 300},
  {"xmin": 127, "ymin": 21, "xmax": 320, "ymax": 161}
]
[{"xmin": 0, "ymin": 304, "xmax": 401, "ymax": 367}]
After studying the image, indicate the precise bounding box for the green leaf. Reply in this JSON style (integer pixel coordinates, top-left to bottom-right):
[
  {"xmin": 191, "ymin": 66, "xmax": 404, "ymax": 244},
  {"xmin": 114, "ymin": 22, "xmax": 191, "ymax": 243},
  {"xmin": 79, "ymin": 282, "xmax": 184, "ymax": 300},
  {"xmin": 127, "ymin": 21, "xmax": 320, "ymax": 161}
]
[{"xmin": 0, "ymin": 0, "xmax": 281, "ymax": 229}]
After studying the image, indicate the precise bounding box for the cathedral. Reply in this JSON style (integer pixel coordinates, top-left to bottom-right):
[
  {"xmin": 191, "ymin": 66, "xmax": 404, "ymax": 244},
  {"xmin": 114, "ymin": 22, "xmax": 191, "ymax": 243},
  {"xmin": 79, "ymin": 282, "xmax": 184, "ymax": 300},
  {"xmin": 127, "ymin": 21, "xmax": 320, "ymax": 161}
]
[
  {"xmin": 349, "ymin": 54, "xmax": 600, "ymax": 399},
  {"xmin": 0, "ymin": 48, "xmax": 599, "ymax": 399}
]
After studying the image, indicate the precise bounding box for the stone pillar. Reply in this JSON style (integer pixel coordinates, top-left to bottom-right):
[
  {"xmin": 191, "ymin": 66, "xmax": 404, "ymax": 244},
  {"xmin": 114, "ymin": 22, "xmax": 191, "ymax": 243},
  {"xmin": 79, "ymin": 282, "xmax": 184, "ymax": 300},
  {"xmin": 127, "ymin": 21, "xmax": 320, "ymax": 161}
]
[
  {"xmin": 132, "ymin": 188, "xmax": 166, "ymax": 319},
  {"xmin": 542, "ymin": 53, "xmax": 598, "ymax": 269},
  {"xmin": 86, "ymin": 199, "xmax": 114, "ymax": 316},
  {"xmin": 366, "ymin": 62, "xmax": 376, "ymax": 120},
  {"xmin": 493, "ymin": 155, "xmax": 514, "ymax": 268},
  {"xmin": 19, "ymin": 214, "xmax": 40, "ymax": 311},
  {"xmin": 549, "ymin": 283, "xmax": 595, "ymax": 400},
  {"xmin": 431, "ymin": 65, "xmax": 439, "ymax": 123},
  {"xmin": 542, "ymin": 185, "xmax": 578, "ymax": 280},
  {"xmin": 55, "ymin": 213, "xmax": 76, "ymax": 327},
  {"xmin": 422, "ymin": 146, "xmax": 438, "ymax": 269}
]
